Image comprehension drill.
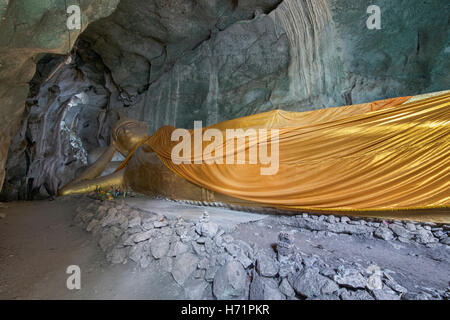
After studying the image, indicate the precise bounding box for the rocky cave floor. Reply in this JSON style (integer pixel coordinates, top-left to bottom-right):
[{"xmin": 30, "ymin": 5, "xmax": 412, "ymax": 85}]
[{"xmin": 0, "ymin": 195, "xmax": 449, "ymax": 300}]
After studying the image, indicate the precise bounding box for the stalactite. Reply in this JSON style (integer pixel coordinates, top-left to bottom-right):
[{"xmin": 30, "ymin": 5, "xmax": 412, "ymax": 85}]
[{"xmin": 270, "ymin": 0, "xmax": 332, "ymax": 99}]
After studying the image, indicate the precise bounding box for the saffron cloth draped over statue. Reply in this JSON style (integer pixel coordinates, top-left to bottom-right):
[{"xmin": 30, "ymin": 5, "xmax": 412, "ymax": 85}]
[{"xmin": 145, "ymin": 93, "xmax": 450, "ymax": 211}]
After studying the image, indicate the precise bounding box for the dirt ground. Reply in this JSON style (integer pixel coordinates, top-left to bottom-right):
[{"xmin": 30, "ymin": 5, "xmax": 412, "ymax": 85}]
[{"xmin": 0, "ymin": 200, "xmax": 184, "ymax": 299}]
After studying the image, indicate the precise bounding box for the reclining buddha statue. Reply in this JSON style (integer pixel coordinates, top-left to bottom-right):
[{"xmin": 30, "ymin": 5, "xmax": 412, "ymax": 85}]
[{"xmin": 59, "ymin": 91, "xmax": 450, "ymax": 221}]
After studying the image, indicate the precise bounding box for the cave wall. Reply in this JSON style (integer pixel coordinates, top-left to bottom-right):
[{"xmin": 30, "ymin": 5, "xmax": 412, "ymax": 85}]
[
  {"xmin": 80, "ymin": 0, "xmax": 345, "ymax": 131},
  {"xmin": 329, "ymin": 0, "xmax": 450, "ymax": 103},
  {"xmin": 2, "ymin": 44, "xmax": 119, "ymax": 199},
  {"xmin": 79, "ymin": 0, "xmax": 449, "ymax": 132},
  {"xmin": 1, "ymin": 0, "xmax": 449, "ymax": 199},
  {"xmin": 0, "ymin": 0, "xmax": 120, "ymax": 192}
]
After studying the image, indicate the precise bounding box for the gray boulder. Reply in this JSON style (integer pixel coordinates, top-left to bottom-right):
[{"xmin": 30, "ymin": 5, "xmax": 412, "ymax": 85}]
[
  {"xmin": 150, "ymin": 237, "xmax": 170, "ymax": 259},
  {"xmin": 308, "ymin": 294, "xmax": 340, "ymax": 300},
  {"xmin": 184, "ymin": 279, "xmax": 210, "ymax": 300},
  {"xmin": 256, "ymin": 255, "xmax": 279, "ymax": 277},
  {"xmin": 128, "ymin": 242, "xmax": 147, "ymax": 263},
  {"xmin": 99, "ymin": 231, "xmax": 117, "ymax": 252},
  {"xmin": 172, "ymin": 253, "xmax": 199, "ymax": 286},
  {"xmin": 236, "ymin": 251, "xmax": 253, "ymax": 269},
  {"xmin": 156, "ymin": 256, "xmax": 173, "ymax": 273},
  {"xmin": 142, "ymin": 217, "xmax": 156, "ymax": 230},
  {"xmin": 205, "ymin": 266, "xmax": 219, "ymax": 282},
  {"xmin": 279, "ymin": 278, "xmax": 296, "ymax": 297},
  {"xmin": 384, "ymin": 274, "xmax": 408, "ymax": 294},
  {"xmin": 250, "ymin": 272, "xmax": 285, "ymax": 300},
  {"xmin": 389, "ymin": 224, "xmax": 413, "ymax": 239},
  {"xmin": 293, "ymin": 268, "xmax": 339, "ymax": 298},
  {"xmin": 213, "ymin": 260, "xmax": 249, "ymax": 300},
  {"xmin": 374, "ymin": 227, "xmax": 395, "ymax": 241},
  {"xmin": 134, "ymin": 230, "xmax": 155, "ymax": 243},
  {"xmin": 86, "ymin": 219, "xmax": 99, "ymax": 232},
  {"xmin": 340, "ymin": 289, "xmax": 374, "ymax": 300},
  {"xmin": 334, "ymin": 268, "xmax": 367, "ymax": 289},
  {"xmin": 371, "ymin": 286, "xmax": 401, "ymax": 300},
  {"xmin": 402, "ymin": 292, "xmax": 438, "ymax": 300},
  {"xmin": 415, "ymin": 229, "xmax": 438, "ymax": 244},
  {"xmin": 154, "ymin": 219, "xmax": 169, "ymax": 228},
  {"xmin": 168, "ymin": 241, "xmax": 190, "ymax": 257},
  {"xmin": 108, "ymin": 247, "xmax": 128, "ymax": 264},
  {"xmin": 128, "ymin": 216, "xmax": 142, "ymax": 228},
  {"xmin": 201, "ymin": 222, "xmax": 219, "ymax": 238}
]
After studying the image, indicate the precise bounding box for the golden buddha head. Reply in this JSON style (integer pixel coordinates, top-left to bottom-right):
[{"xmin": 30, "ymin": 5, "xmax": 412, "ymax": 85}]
[{"xmin": 112, "ymin": 115, "xmax": 149, "ymax": 155}]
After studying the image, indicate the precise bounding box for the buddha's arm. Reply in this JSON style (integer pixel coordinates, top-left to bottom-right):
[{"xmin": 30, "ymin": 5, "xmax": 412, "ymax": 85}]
[
  {"xmin": 58, "ymin": 144, "xmax": 120, "ymax": 196},
  {"xmin": 58, "ymin": 169, "xmax": 126, "ymax": 196},
  {"xmin": 66, "ymin": 145, "xmax": 117, "ymax": 187}
]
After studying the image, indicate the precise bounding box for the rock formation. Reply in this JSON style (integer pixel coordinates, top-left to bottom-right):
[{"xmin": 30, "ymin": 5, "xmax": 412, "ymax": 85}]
[
  {"xmin": 0, "ymin": 0, "xmax": 119, "ymax": 193},
  {"xmin": 70, "ymin": 196, "xmax": 450, "ymax": 300}
]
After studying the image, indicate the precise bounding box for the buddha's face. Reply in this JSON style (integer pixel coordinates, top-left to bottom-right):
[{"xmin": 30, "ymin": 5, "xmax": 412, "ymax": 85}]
[{"xmin": 113, "ymin": 119, "xmax": 149, "ymax": 155}]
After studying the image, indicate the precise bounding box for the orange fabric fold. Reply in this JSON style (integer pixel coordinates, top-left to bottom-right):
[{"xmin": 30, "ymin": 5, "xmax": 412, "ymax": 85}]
[{"xmin": 145, "ymin": 94, "xmax": 450, "ymax": 211}]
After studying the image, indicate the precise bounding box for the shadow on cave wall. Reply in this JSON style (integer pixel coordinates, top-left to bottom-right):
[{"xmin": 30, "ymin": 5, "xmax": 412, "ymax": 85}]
[{"xmin": 0, "ymin": 41, "xmax": 124, "ymax": 200}]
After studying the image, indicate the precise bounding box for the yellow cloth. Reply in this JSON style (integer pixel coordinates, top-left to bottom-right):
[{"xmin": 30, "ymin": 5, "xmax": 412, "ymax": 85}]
[{"xmin": 145, "ymin": 93, "xmax": 450, "ymax": 211}]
